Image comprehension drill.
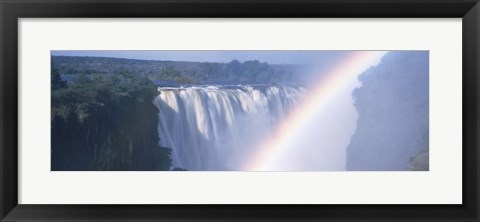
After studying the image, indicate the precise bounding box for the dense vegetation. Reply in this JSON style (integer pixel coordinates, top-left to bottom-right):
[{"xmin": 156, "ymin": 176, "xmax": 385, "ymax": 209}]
[
  {"xmin": 346, "ymin": 52, "xmax": 429, "ymax": 170},
  {"xmin": 50, "ymin": 55, "xmax": 304, "ymax": 171},
  {"xmin": 51, "ymin": 56, "xmax": 304, "ymax": 84},
  {"xmin": 51, "ymin": 62, "xmax": 172, "ymax": 170}
]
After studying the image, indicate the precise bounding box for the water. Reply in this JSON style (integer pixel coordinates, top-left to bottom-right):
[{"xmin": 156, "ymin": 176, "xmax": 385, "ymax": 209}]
[{"xmin": 153, "ymin": 84, "xmax": 305, "ymax": 170}]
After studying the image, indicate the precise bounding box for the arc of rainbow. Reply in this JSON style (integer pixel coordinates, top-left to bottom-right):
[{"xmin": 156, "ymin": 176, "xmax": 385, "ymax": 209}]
[{"xmin": 244, "ymin": 51, "xmax": 387, "ymax": 171}]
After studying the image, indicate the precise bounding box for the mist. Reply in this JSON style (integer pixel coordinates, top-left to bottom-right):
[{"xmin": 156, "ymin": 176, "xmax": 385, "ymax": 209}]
[
  {"xmin": 135, "ymin": 50, "xmax": 429, "ymax": 171},
  {"xmin": 254, "ymin": 51, "xmax": 387, "ymax": 171},
  {"xmin": 51, "ymin": 50, "xmax": 429, "ymax": 171}
]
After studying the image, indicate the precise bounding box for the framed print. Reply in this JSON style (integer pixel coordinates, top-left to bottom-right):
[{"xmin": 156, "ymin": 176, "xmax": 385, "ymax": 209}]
[{"xmin": 1, "ymin": 0, "xmax": 479, "ymax": 221}]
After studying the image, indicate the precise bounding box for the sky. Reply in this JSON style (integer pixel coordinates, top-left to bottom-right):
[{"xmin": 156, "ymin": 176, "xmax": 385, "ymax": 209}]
[{"xmin": 51, "ymin": 50, "xmax": 351, "ymax": 65}]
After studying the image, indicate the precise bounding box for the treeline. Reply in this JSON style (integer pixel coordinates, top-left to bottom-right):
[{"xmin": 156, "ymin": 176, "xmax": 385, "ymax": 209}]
[
  {"xmin": 51, "ymin": 63, "xmax": 172, "ymax": 170},
  {"xmin": 346, "ymin": 51, "xmax": 429, "ymax": 171},
  {"xmin": 51, "ymin": 56, "xmax": 304, "ymax": 84}
]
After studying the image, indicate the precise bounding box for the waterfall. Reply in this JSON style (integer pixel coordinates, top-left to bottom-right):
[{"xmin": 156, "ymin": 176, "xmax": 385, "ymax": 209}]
[{"xmin": 153, "ymin": 85, "xmax": 305, "ymax": 171}]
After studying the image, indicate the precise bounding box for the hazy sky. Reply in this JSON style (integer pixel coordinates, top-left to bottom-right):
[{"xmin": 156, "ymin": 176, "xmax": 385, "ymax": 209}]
[{"xmin": 51, "ymin": 50, "xmax": 351, "ymax": 65}]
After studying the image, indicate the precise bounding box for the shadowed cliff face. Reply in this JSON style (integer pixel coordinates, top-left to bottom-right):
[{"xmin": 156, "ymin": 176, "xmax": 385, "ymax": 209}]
[
  {"xmin": 51, "ymin": 71, "xmax": 172, "ymax": 171},
  {"xmin": 346, "ymin": 52, "xmax": 429, "ymax": 171}
]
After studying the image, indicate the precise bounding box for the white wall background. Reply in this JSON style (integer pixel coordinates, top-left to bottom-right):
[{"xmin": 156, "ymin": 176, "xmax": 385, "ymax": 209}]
[{"xmin": 18, "ymin": 18, "xmax": 462, "ymax": 204}]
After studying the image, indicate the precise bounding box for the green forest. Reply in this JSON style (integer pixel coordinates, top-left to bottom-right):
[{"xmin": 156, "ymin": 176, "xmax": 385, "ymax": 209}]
[
  {"xmin": 52, "ymin": 56, "xmax": 303, "ymax": 84},
  {"xmin": 51, "ymin": 63, "xmax": 172, "ymax": 170}
]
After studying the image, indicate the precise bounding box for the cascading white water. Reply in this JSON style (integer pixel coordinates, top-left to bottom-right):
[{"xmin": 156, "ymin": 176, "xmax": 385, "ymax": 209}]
[{"xmin": 153, "ymin": 85, "xmax": 305, "ymax": 170}]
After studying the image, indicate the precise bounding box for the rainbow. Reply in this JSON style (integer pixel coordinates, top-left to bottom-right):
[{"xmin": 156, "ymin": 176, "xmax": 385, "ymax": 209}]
[{"xmin": 244, "ymin": 51, "xmax": 387, "ymax": 171}]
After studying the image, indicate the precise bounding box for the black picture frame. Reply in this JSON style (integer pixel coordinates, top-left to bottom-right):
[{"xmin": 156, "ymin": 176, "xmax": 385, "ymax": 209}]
[{"xmin": 1, "ymin": 0, "xmax": 479, "ymax": 221}]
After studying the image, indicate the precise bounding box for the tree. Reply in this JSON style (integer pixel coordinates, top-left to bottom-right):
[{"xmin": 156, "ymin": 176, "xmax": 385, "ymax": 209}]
[
  {"xmin": 51, "ymin": 70, "xmax": 172, "ymax": 170},
  {"xmin": 51, "ymin": 64, "xmax": 66, "ymax": 90}
]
